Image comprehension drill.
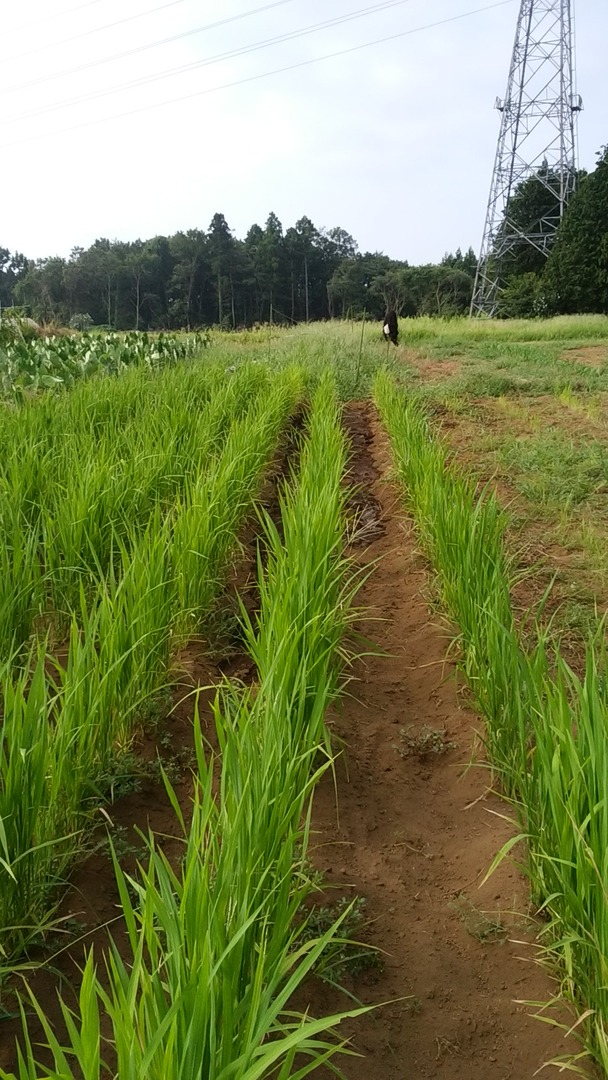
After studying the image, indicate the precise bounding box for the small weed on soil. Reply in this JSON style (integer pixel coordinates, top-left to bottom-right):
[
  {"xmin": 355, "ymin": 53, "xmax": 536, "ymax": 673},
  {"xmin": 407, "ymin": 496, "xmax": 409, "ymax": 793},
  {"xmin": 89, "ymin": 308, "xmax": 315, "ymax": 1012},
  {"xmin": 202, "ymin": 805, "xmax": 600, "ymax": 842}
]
[{"xmin": 396, "ymin": 725, "xmax": 457, "ymax": 759}]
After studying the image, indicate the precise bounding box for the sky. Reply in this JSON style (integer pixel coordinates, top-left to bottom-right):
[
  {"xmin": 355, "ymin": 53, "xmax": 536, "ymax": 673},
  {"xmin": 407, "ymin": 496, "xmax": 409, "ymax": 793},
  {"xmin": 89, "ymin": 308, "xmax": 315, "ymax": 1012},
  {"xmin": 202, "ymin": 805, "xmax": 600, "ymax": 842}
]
[{"xmin": 1, "ymin": 0, "xmax": 605, "ymax": 265}]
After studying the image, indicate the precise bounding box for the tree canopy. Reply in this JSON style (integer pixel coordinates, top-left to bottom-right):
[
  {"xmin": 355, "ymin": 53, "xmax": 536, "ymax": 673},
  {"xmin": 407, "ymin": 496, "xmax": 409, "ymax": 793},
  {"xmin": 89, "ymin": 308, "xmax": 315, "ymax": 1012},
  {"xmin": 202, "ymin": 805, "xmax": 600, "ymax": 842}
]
[
  {"xmin": 489, "ymin": 151, "xmax": 606, "ymax": 318},
  {"xmin": 543, "ymin": 148, "xmax": 608, "ymax": 315}
]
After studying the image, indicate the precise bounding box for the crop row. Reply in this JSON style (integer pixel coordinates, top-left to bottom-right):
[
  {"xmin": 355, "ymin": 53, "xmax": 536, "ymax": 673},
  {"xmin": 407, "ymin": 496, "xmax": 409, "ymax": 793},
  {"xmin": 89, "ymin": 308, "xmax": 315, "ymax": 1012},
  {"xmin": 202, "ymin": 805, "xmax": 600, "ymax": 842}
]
[
  {"xmin": 0, "ymin": 361, "xmax": 276, "ymax": 655},
  {"xmin": 375, "ymin": 371, "xmax": 608, "ymax": 1074},
  {"xmin": 2, "ymin": 375, "xmax": 365, "ymax": 1079},
  {"xmin": 0, "ymin": 329, "xmax": 209, "ymax": 396},
  {"xmin": 0, "ymin": 362, "xmax": 301, "ymax": 970}
]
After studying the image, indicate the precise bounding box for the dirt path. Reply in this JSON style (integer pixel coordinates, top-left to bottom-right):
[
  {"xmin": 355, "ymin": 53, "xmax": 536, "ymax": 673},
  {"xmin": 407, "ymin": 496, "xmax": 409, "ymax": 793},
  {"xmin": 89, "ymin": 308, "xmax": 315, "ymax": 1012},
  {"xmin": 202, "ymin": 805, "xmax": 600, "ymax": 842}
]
[{"xmin": 305, "ymin": 402, "xmax": 579, "ymax": 1079}]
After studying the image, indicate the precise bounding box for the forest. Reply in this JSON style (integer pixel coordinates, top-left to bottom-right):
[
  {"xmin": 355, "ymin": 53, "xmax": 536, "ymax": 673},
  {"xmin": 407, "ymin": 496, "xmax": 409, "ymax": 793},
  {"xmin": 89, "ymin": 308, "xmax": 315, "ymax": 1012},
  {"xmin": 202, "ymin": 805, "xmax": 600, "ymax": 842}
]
[
  {"xmin": 1, "ymin": 144, "xmax": 606, "ymax": 329},
  {"xmin": 480, "ymin": 144, "xmax": 608, "ymax": 318},
  {"xmin": 0, "ymin": 211, "xmax": 477, "ymax": 330}
]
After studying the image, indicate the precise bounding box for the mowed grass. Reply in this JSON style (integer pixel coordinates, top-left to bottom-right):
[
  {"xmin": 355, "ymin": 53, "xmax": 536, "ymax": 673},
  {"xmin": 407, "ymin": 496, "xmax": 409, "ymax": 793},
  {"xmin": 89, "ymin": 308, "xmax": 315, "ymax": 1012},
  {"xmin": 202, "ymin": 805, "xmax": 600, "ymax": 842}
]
[{"xmin": 377, "ymin": 314, "xmax": 608, "ymax": 658}]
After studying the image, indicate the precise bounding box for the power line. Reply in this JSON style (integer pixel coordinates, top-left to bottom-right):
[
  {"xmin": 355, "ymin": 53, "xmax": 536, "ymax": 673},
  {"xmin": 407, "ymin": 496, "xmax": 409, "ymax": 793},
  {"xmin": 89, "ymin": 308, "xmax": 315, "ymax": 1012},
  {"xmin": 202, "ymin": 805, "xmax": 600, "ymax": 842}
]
[
  {"xmin": 3, "ymin": 0, "xmax": 299, "ymax": 89},
  {"xmin": 4, "ymin": 0, "xmax": 105, "ymax": 37},
  {"xmin": 8, "ymin": 0, "xmax": 199, "ymax": 61},
  {"xmin": 2, "ymin": 0, "xmax": 517, "ymax": 150},
  {"xmin": 2, "ymin": 0, "xmax": 420, "ymax": 125}
]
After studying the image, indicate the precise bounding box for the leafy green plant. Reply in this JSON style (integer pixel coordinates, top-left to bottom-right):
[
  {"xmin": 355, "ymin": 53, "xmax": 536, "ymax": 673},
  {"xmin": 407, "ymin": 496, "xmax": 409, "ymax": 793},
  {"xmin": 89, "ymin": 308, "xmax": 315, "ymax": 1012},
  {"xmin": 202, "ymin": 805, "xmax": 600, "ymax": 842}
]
[
  {"xmin": 300, "ymin": 895, "xmax": 384, "ymax": 983},
  {"xmin": 0, "ymin": 330, "xmax": 210, "ymax": 397}
]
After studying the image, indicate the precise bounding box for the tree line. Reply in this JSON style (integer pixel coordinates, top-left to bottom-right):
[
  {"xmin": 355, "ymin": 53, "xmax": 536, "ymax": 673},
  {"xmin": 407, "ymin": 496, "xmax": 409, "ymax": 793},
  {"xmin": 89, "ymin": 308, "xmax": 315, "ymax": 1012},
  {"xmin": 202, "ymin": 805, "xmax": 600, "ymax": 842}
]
[
  {"xmin": 3, "ymin": 143, "xmax": 607, "ymax": 329},
  {"xmin": 1, "ymin": 212, "xmax": 478, "ymax": 330}
]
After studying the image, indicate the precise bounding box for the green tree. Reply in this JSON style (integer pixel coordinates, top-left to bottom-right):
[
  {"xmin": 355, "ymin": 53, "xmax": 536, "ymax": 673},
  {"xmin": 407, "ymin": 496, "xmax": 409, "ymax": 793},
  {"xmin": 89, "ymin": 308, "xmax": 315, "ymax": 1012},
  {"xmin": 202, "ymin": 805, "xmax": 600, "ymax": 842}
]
[
  {"xmin": 324, "ymin": 226, "xmax": 358, "ymax": 261},
  {"xmin": 260, "ymin": 213, "xmax": 286, "ymax": 322},
  {"xmin": 498, "ymin": 272, "xmax": 543, "ymax": 318},
  {"xmin": 497, "ymin": 164, "xmax": 576, "ymax": 279},
  {"xmin": 284, "ymin": 217, "xmax": 335, "ymax": 322},
  {"xmin": 208, "ymin": 213, "xmax": 236, "ymax": 327},
  {"xmin": 417, "ymin": 265, "xmax": 474, "ymax": 316},
  {"xmin": 544, "ymin": 147, "xmax": 608, "ymax": 314},
  {"xmin": 77, "ymin": 240, "xmax": 122, "ymax": 327},
  {"xmin": 315, "ymin": 227, "xmax": 358, "ymax": 319},
  {"xmin": 0, "ymin": 249, "xmax": 29, "ymax": 310},
  {"xmin": 244, "ymin": 224, "xmax": 265, "ymax": 323},
  {"xmin": 370, "ymin": 267, "xmax": 412, "ymax": 315},
  {"xmin": 143, "ymin": 236, "xmax": 173, "ymax": 327},
  {"xmin": 243, "ymin": 215, "xmax": 288, "ymax": 323},
  {"xmin": 14, "ymin": 256, "xmax": 68, "ymax": 323},
  {"xmin": 294, "ymin": 216, "xmax": 318, "ymax": 323},
  {"xmin": 441, "ymin": 247, "xmax": 477, "ymax": 277},
  {"xmin": 168, "ymin": 230, "xmax": 208, "ymax": 328},
  {"xmin": 327, "ymin": 253, "xmax": 392, "ymax": 318},
  {"xmin": 125, "ymin": 240, "xmax": 162, "ymax": 330}
]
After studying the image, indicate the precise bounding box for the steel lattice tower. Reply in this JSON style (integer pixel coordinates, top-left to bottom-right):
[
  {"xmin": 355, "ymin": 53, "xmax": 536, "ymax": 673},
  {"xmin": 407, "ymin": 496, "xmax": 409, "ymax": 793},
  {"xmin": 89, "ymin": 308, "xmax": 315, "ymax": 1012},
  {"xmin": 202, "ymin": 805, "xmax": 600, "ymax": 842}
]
[{"xmin": 470, "ymin": 0, "xmax": 582, "ymax": 316}]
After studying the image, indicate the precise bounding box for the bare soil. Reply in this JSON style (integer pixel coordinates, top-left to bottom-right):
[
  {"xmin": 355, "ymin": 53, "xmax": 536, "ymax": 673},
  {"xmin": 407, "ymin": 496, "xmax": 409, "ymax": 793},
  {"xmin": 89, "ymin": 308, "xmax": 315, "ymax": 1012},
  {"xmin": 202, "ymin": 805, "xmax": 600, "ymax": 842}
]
[
  {"xmin": 562, "ymin": 345, "xmax": 608, "ymax": 368},
  {"xmin": 401, "ymin": 349, "xmax": 462, "ymax": 382},
  {"xmin": 0, "ymin": 404, "xmax": 583, "ymax": 1079}
]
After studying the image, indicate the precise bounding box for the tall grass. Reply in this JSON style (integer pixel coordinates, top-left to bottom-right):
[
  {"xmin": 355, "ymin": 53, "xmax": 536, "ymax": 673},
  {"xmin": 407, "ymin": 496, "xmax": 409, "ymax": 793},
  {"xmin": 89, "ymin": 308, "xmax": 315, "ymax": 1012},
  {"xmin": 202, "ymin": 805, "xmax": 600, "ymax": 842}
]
[
  {"xmin": 203, "ymin": 322, "xmax": 400, "ymax": 399},
  {"xmin": 171, "ymin": 372, "xmax": 300, "ymax": 635},
  {"xmin": 395, "ymin": 313, "xmax": 608, "ymax": 344},
  {"xmin": 375, "ymin": 369, "xmax": 608, "ymax": 1072},
  {"xmin": 1, "ymin": 375, "xmax": 367, "ymax": 1079}
]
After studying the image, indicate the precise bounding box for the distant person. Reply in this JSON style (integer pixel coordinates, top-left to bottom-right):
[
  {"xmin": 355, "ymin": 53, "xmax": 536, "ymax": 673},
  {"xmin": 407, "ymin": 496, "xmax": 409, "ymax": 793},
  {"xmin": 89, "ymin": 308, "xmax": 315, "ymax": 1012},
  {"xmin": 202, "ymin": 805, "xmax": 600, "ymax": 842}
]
[{"xmin": 382, "ymin": 310, "xmax": 398, "ymax": 346}]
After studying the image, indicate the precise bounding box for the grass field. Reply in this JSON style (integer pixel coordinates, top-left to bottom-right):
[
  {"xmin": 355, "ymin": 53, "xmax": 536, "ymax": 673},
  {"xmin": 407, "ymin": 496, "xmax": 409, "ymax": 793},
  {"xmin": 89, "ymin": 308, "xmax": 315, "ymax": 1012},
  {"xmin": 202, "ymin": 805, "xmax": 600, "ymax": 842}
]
[
  {"xmin": 1, "ymin": 315, "xmax": 608, "ymax": 1078},
  {"xmin": 393, "ymin": 316, "xmax": 608, "ymax": 662}
]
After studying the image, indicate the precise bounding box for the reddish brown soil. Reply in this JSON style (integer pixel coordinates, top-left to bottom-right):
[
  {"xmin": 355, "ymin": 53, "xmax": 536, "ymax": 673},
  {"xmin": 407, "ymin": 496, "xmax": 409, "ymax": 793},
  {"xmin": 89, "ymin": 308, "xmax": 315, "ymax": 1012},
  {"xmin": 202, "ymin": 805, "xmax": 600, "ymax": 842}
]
[
  {"xmin": 400, "ymin": 348, "xmax": 462, "ymax": 381},
  {"xmin": 562, "ymin": 345, "xmax": 608, "ymax": 368},
  {"xmin": 0, "ymin": 404, "xmax": 585, "ymax": 1079}
]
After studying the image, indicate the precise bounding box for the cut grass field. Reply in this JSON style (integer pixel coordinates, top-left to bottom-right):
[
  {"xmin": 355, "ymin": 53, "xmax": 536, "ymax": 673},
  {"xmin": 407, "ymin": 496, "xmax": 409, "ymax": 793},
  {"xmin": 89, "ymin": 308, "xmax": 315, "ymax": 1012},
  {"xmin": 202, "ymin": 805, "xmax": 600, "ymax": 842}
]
[
  {"xmin": 2, "ymin": 315, "xmax": 608, "ymax": 1078},
  {"xmin": 392, "ymin": 316, "xmax": 608, "ymax": 660}
]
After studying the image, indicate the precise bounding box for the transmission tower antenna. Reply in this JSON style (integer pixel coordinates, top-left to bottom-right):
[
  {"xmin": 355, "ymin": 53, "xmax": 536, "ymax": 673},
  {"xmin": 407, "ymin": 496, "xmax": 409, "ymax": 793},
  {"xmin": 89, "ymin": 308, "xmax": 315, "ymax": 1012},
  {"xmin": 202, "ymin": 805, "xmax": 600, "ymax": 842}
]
[{"xmin": 470, "ymin": 0, "xmax": 582, "ymax": 317}]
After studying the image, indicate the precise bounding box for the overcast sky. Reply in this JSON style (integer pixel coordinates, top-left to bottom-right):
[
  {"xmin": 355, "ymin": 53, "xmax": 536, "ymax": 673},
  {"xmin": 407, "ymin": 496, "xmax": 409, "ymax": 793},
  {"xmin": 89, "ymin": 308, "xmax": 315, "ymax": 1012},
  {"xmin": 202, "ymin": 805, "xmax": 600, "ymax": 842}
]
[{"xmin": 1, "ymin": 0, "xmax": 604, "ymax": 264}]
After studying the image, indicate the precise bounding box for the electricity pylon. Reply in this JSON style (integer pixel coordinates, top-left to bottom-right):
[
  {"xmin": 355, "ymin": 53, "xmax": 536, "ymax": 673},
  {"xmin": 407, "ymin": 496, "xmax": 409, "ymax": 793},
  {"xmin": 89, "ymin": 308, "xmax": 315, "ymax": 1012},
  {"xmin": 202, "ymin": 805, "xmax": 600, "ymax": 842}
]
[{"xmin": 470, "ymin": 0, "xmax": 582, "ymax": 316}]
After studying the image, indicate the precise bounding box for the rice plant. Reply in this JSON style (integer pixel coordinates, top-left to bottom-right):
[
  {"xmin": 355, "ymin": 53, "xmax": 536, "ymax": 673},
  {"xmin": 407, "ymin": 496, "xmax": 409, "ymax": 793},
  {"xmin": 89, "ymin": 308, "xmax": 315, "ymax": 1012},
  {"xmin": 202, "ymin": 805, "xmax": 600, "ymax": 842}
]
[
  {"xmin": 1, "ymin": 374, "xmax": 368, "ymax": 1079},
  {"xmin": 0, "ymin": 360, "xmax": 279, "ymax": 656},
  {"xmin": 0, "ymin": 365, "xmax": 300, "ymax": 967},
  {"xmin": 374, "ymin": 370, "xmax": 522, "ymax": 779}
]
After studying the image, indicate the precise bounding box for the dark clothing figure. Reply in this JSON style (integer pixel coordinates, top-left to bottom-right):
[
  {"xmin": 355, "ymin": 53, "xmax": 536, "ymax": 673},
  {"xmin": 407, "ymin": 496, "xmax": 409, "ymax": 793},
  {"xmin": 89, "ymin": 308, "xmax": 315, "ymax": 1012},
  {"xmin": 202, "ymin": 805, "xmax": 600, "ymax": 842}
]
[{"xmin": 382, "ymin": 310, "xmax": 398, "ymax": 345}]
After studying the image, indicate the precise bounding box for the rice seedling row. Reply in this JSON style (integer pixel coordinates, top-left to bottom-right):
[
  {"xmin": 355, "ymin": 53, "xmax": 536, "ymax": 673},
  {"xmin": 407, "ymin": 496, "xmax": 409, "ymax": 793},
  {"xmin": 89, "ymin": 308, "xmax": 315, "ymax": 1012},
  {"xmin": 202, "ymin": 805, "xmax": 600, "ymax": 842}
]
[
  {"xmin": 0, "ymin": 361, "xmax": 275, "ymax": 657},
  {"xmin": 1, "ymin": 374, "xmax": 367, "ymax": 1080},
  {"xmin": 0, "ymin": 363, "xmax": 301, "ymax": 974},
  {"xmin": 375, "ymin": 370, "xmax": 608, "ymax": 1073}
]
